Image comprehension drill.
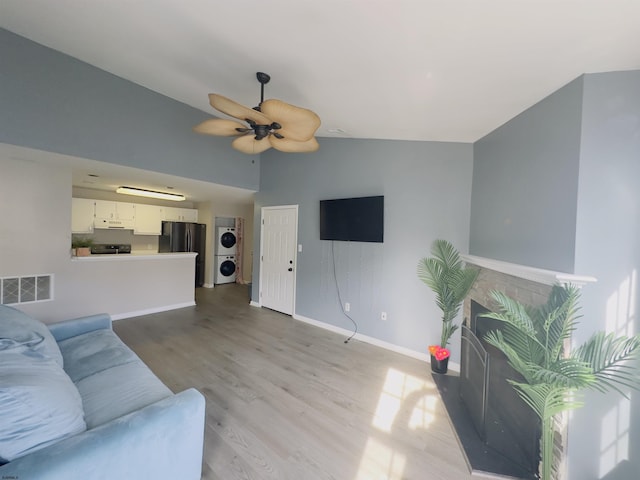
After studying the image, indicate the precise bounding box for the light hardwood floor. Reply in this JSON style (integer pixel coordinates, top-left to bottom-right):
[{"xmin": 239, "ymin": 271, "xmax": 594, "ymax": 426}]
[{"xmin": 114, "ymin": 284, "xmax": 476, "ymax": 480}]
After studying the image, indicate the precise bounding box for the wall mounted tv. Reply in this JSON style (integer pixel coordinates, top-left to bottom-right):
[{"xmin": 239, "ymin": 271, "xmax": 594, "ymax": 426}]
[{"xmin": 320, "ymin": 195, "xmax": 384, "ymax": 243}]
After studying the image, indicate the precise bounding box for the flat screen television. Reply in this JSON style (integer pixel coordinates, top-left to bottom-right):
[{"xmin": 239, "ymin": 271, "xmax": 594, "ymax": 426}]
[{"xmin": 320, "ymin": 195, "xmax": 384, "ymax": 243}]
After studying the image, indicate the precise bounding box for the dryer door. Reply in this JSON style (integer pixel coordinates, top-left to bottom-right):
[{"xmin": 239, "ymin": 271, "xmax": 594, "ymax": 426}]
[
  {"xmin": 215, "ymin": 255, "xmax": 237, "ymax": 284},
  {"xmin": 219, "ymin": 259, "xmax": 236, "ymax": 277},
  {"xmin": 216, "ymin": 227, "xmax": 237, "ymax": 254},
  {"xmin": 220, "ymin": 231, "xmax": 236, "ymax": 249}
]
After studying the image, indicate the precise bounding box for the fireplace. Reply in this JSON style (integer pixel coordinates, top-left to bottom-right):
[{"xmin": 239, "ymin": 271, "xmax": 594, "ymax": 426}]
[
  {"xmin": 460, "ymin": 301, "xmax": 540, "ymax": 475},
  {"xmin": 431, "ymin": 254, "xmax": 596, "ymax": 480}
]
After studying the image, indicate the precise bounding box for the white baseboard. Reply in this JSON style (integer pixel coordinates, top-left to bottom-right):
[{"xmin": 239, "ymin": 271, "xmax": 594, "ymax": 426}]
[
  {"xmin": 293, "ymin": 313, "xmax": 460, "ymax": 371},
  {"xmin": 111, "ymin": 301, "xmax": 196, "ymax": 321},
  {"xmin": 227, "ymin": 300, "xmax": 461, "ymax": 371}
]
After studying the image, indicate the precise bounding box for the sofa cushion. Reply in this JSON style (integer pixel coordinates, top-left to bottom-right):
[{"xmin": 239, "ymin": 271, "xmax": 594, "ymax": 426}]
[
  {"xmin": 57, "ymin": 329, "xmax": 172, "ymax": 428},
  {"xmin": 0, "ymin": 304, "xmax": 64, "ymax": 367},
  {"xmin": 75, "ymin": 361, "xmax": 173, "ymax": 428},
  {"xmin": 57, "ymin": 329, "xmax": 141, "ymax": 383},
  {"xmin": 0, "ymin": 346, "xmax": 86, "ymax": 462}
]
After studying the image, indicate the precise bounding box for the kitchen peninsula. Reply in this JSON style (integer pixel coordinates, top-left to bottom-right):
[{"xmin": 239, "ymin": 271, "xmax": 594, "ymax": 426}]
[{"xmin": 70, "ymin": 251, "xmax": 197, "ymax": 320}]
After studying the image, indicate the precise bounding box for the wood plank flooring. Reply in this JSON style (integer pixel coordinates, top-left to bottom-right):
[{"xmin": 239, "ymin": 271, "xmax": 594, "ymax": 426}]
[{"xmin": 114, "ymin": 284, "xmax": 476, "ymax": 480}]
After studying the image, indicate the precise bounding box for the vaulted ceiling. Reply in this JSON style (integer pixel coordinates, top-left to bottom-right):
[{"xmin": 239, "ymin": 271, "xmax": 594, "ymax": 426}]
[{"xmin": 3, "ymin": 0, "xmax": 639, "ymax": 144}]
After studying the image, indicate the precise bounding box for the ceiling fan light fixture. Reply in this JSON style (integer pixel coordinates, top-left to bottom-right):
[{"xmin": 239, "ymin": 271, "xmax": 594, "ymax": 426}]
[
  {"xmin": 116, "ymin": 186, "xmax": 186, "ymax": 201},
  {"xmin": 232, "ymin": 135, "xmax": 273, "ymax": 154},
  {"xmin": 195, "ymin": 72, "xmax": 320, "ymax": 154}
]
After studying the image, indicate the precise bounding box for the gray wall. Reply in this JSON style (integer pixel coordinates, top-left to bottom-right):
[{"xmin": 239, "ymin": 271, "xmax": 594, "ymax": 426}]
[
  {"xmin": 569, "ymin": 71, "xmax": 640, "ymax": 480},
  {"xmin": 470, "ymin": 70, "xmax": 640, "ymax": 480},
  {"xmin": 254, "ymin": 138, "xmax": 473, "ymax": 359},
  {"xmin": 0, "ymin": 28, "xmax": 259, "ymax": 190},
  {"xmin": 470, "ymin": 77, "xmax": 584, "ymax": 272}
]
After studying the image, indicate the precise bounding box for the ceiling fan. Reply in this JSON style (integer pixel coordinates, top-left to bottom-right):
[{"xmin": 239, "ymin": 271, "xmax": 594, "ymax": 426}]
[{"xmin": 194, "ymin": 72, "xmax": 321, "ymax": 154}]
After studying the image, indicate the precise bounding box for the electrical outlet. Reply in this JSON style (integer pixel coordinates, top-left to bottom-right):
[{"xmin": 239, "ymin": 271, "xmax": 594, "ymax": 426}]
[
  {"xmin": 381, "ymin": 312, "xmax": 387, "ymax": 321},
  {"xmin": 345, "ymin": 302, "xmax": 350, "ymax": 312}
]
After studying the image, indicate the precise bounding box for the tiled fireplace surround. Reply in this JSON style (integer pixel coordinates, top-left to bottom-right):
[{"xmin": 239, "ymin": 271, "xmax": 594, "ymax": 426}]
[{"xmin": 457, "ymin": 255, "xmax": 596, "ymax": 479}]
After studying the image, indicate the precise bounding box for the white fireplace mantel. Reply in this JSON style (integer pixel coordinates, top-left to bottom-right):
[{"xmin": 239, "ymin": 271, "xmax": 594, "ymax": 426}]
[{"xmin": 461, "ymin": 255, "xmax": 597, "ymax": 287}]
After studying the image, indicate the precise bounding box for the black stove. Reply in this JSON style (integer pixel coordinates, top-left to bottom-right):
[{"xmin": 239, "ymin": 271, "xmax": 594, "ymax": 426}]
[{"xmin": 90, "ymin": 244, "xmax": 132, "ymax": 254}]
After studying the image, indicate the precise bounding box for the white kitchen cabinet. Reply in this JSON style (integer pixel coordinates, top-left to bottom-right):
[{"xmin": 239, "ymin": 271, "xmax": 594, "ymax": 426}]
[
  {"xmin": 162, "ymin": 206, "xmax": 198, "ymax": 222},
  {"xmin": 179, "ymin": 208, "xmax": 198, "ymax": 222},
  {"xmin": 94, "ymin": 200, "xmax": 136, "ymax": 229},
  {"xmin": 134, "ymin": 204, "xmax": 163, "ymax": 235},
  {"xmin": 71, "ymin": 198, "xmax": 95, "ymax": 233},
  {"xmin": 71, "ymin": 198, "xmax": 198, "ymax": 232}
]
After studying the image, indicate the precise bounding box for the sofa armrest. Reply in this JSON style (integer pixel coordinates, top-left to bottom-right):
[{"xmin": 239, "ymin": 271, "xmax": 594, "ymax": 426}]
[
  {"xmin": 48, "ymin": 313, "xmax": 112, "ymax": 342},
  {"xmin": 0, "ymin": 388, "xmax": 206, "ymax": 480}
]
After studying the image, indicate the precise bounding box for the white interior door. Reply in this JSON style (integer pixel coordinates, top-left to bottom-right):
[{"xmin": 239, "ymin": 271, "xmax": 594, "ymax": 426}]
[{"xmin": 260, "ymin": 206, "xmax": 298, "ymax": 315}]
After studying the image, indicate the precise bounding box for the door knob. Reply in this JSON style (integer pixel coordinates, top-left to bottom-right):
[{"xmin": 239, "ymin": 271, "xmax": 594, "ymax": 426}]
[{"xmin": 288, "ymin": 268, "xmax": 293, "ymax": 272}]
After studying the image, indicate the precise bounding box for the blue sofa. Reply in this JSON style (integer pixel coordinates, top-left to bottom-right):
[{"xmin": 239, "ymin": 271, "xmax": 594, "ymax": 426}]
[{"xmin": 0, "ymin": 304, "xmax": 205, "ymax": 479}]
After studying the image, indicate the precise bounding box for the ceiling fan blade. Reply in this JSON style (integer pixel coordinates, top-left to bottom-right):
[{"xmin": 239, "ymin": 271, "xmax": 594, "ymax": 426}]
[
  {"xmin": 193, "ymin": 119, "xmax": 246, "ymax": 136},
  {"xmin": 209, "ymin": 94, "xmax": 272, "ymax": 125},
  {"xmin": 260, "ymin": 99, "xmax": 321, "ymax": 142},
  {"xmin": 270, "ymin": 136, "xmax": 319, "ymax": 153},
  {"xmin": 232, "ymin": 135, "xmax": 273, "ymax": 154}
]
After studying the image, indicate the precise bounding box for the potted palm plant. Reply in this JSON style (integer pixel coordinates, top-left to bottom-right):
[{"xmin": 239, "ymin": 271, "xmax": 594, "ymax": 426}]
[
  {"xmin": 417, "ymin": 239, "xmax": 478, "ymax": 373},
  {"xmin": 482, "ymin": 284, "xmax": 640, "ymax": 480}
]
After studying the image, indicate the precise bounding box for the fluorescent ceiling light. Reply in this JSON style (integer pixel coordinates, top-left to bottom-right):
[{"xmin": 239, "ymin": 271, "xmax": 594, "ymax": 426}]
[{"xmin": 116, "ymin": 186, "xmax": 185, "ymax": 201}]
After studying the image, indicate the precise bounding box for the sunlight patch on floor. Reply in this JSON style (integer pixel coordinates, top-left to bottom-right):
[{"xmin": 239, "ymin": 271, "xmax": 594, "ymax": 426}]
[
  {"xmin": 372, "ymin": 367, "xmax": 438, "ymax": 433},
  {"xmin": 355, "ymin": 437, "xmax": 407, "ymax": 480},
  {"xmin": 355, "ymin": 368, "xmax": 439, "ymax": 479}
]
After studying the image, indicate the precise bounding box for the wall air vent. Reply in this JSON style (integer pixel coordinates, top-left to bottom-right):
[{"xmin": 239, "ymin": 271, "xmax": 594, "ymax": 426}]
[{"xmin": 1, "ymin": 274, "xmax": 53, "ymax": 305}]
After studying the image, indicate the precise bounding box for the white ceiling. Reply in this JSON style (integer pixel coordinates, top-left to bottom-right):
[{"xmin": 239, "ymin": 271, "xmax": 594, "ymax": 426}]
[{"xmin": 2, "ymin": 0, "xmax": 639, "ymax": 200}]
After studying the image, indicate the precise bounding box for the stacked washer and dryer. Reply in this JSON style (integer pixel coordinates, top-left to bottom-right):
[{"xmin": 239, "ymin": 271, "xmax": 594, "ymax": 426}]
[{"xmin": 214, "ymin": 227, "xmax": 237, "ymax": 284}]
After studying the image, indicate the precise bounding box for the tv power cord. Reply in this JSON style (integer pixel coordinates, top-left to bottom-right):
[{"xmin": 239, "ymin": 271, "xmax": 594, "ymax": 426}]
[{"xmin": 330, "ymin": 241, "xmax": 358, "ymax": 344}]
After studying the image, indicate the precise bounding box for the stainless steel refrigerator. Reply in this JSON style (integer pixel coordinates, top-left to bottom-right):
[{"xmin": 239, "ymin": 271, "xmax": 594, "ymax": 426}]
[{"xmin": 158, "ymin": 221, "xmax": 206, "ymax": 287}]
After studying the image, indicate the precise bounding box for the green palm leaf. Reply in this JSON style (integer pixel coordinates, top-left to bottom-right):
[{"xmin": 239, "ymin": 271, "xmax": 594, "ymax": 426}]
[
  {"xmin": 481, "ymin": 284, "xmax": 640, "ymax": 480},
  {"xmin": 528, "ymin": 359, "xmax": 595, "ymax": 389},
  {"xmin": 483, "ymin": 290, "xmax": 539, "ymax": 339},
  {"xmin": 539, "ymin": 285, "xmax": 581, "ymax": 364},
  {"xmin": 484, "ymin": 330, "xmax": 536, "ymax": 382},
  {"xmin": 417, "ymin": 257, "xmax": 443, "ymax": 294},
  {"xmin": 572, "ymin": 331, "xmax": 640, "ymax": 395},
  {"xmin": 512, "ymin": 382, "xmax": 584, "ymax": 419},
  {"xmin": 481, "ymin": 290, "xmax": 545, "ymax": 366}
]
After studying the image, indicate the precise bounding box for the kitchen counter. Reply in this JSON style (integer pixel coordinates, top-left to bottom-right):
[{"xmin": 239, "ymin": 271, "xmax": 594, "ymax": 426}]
[
  {"xmin": 71, "ymin": 252, "xmax": 197, "ymax": 262},
  {"xmin": 69, "ymin": 251, "xmax": 198, "ymax": 320}
]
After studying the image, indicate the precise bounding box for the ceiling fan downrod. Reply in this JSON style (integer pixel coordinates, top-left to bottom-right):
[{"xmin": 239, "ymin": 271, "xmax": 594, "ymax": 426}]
[
  {"xmin": 254, "ymin": 71, "xmax": 270, "ymax": 111},
  {"xmin": 238, "ymin": 72, "xmax": 282, "ymax": 140}
]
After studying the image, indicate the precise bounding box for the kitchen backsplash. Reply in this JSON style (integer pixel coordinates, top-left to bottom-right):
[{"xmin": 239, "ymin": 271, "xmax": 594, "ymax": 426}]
[{"xmin": 74, "ymin": 229, "xmax": 159, "ymax": 252}]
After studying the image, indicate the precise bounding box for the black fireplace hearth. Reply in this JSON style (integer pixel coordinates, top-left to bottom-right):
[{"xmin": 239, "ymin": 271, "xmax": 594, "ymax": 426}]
[
  {"xmin": 432, "ymin": 300, "xmax": 541, "ymax": 480},
  {"xmin": 433, "ymin": 374, "xmax": 537, "ymax": 479}
]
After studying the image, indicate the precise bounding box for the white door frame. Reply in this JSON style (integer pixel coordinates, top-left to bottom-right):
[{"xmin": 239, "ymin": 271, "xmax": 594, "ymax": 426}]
[{"xmin": 258, "ymin": 205, "xmax": 298, "ymax": 314}]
